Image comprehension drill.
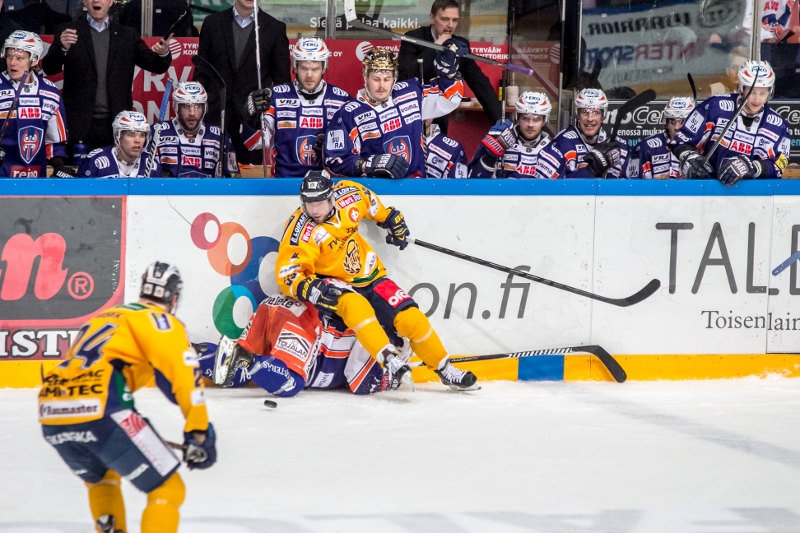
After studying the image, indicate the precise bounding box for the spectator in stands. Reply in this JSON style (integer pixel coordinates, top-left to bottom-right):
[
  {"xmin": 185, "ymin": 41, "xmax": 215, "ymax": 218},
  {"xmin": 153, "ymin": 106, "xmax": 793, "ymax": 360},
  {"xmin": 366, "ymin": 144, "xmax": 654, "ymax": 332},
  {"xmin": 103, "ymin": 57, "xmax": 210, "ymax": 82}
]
[
  {"xmin": 7, "ymin": 0, "xmax": 69, "ymax": 36},
  {"xmin": 397, "ymin": 0, "xmax": 501, "ymax": 135},
  {"xmin": 41, "ymin": 0, "xmax": 172, "ymax": 157},
  {"xmin": 710, "ymin": 46, "xmax": 749, "ymax": 95},
  {"xmin": 0, "ymin": 0, "xmax": 22, "ymax": 46},
  {"xmin": 193, "ymin": 0, "xmax": 290, "ymax": 166}
]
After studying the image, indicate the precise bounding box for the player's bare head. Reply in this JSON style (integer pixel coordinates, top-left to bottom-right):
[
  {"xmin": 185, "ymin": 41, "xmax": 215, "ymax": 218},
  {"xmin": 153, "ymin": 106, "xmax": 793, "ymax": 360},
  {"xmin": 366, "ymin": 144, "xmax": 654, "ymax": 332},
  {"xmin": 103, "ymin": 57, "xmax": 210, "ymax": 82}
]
[
  {"xmin": 140, "ymin": 261, "xmax": 183, "ymax": 314},
  {"xmin": 3, "ymin": 31, "xmax": 42, "ymax": 79},
  {"xmin": 113, "ymin": 110, "xmax": 150, "ymax": 163},
  {"xmin": 663, "ymin": 96, "xmax": 695, "ymax": 139},
  {"xmin": 515, "ymin": 91, "xmax": 551, "ymax": 141},
  {"xmin": 738, "ymin": 60, "xmax": 775, "ymax": 116},
  {"xmin": 293, "ymin": 38, "xmax": 330, "ymax": 93},
  {"xmin": 362, "ymin": 48, "xmax": 397, "ymax": 104},
  {"xmin": 574, "ymin": 88, "xmax": 607, "ymax": 139},
  {"xmin": 300, "ymin": 169, "xmax": 335, "ymax": 223},
  {"xmin": 430, "ymin": 0, "xmax": 459, "ymax": 39},
  {"xmin": 172, "ymin": 81, "xmax": 207, "ymax": 133}
]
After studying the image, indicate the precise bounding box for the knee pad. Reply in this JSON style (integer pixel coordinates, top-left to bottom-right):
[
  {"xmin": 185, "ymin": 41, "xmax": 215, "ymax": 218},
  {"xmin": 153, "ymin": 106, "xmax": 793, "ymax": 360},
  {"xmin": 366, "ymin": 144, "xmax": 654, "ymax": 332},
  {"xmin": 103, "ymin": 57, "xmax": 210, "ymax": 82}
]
[
  {"xmin": 393, "ymin": 306, "xmax": 433, "ymax": 342},
  {"xmin": 142, "ymin": 473, "xmax": 185, "ymax": 533}
]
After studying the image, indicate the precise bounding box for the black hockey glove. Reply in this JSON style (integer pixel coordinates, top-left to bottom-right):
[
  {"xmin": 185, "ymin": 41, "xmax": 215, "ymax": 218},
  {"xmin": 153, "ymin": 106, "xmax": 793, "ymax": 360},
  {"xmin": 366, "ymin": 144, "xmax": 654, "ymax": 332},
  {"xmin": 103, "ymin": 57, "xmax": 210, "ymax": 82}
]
[
  {"xmin": 377, "ymin": 207, "xmax": 410, "ymax": 250},
  {"xmin": 49, "ymin": 157, "xmax": 76, "ymax": 178},
  {"xmin": 718, "ymin": 155, "xmax": 765, "ymax": 186},
  {"xmin": 183, "ymin": 423, "xmax": 217, "ymax": 470},
  {"xmin": 481, "ymin": 118, "xmax": 516, "ymax": 157},
  {"xmin": 434, "ymin": 38, "xmax": 468, "ymax": 79},
  {"xmin": 583, "ymin": 140, "xmax": 622, "ymax": 177},
  {"xmin": 677, "ymin": 148, "xmax": 713, "ymax": 179},
  {"xmin": 312, "ymin": 132, "xmax": 325, "ymax": 159},
  {"xmin": 244, "ymin": 87, "xmax": 272, "ymax": 118},
  {"xmin": 296, "ymin": 277, "xmax": 344, "ymax": 315},
  {"xmin": 357, "ymin": 154, "xmax": 409, "ymax": 179}
]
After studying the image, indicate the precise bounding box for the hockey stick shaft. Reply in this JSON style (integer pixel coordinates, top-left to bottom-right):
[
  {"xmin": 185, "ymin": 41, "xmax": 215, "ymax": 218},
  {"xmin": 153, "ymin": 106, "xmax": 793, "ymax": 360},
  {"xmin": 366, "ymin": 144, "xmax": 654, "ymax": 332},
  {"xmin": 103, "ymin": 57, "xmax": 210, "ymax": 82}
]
[
  {"xmin": 191, "ymin": 54, "xmax": 227, "ymax": 177},
  {"xmin": 252, "ymin": 2, "xmax": 270, "ymax": 177},
  {"xmin": 0, "ymin": 70, "xmax": 29, "ymax": 143},
  {"xmin": 609, "ymin": 88, "xmax": 656, "ymax": 140},
  {"xmin": 409, "ymin": 238, "xmax": 660, "ymax": 307},
  {"xmin": 687, "ymin": 73, "xmax": 697, "ymax": 100},
  {"xmin": 701, "ymin": 74, "xmax": 757, "ymax": 163},
  {"xmin": 411, "ymin": 344, "xmax": 626, "ymax": 382},
  {"xmin": 144, "ymin": 79, "xmax": 172, "ymax": 178}
]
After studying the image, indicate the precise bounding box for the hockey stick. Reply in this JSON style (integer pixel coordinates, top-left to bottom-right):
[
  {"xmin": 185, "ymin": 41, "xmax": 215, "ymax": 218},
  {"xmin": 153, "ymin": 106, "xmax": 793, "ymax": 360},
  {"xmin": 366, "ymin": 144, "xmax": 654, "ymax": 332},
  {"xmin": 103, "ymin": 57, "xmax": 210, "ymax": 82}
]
[
  {"xmin": 144, "ymin": 79, "xmax": 173, "ymax": 178},
  {"xmin": 687, "ymin": 73, "xmax": 697, "ymax": 100},
  {"xmin": 342, "ymin": 0, "xmax": 533, "ymax": 76},
  {"xmin": 700, "ymin": 72, "xmax": 757, "ymax": 164},
  {"xmin": 252, "ymin": 1, "xmax": 270, "ymax": 177},
  {"xmin": 609, "ymin": 88, "xmax": 656, "ymax": 140},
  {"xmin": 409, "ymin": 237, "xmax": 660, "ymax": 307},
  {"xmin": 162, "ymin": 10, "xmax": 189, "ymax": 41},
  {"xmin": 191, "ymin": 55, "xmax": 226, "ymax": 177},
  {"xmin": 410, "ymin": 344, "xmax": 626, "ymax": 383},
  {"xmin": 0, "ymin": 70, "xmax": 28, "ymax": 144}
]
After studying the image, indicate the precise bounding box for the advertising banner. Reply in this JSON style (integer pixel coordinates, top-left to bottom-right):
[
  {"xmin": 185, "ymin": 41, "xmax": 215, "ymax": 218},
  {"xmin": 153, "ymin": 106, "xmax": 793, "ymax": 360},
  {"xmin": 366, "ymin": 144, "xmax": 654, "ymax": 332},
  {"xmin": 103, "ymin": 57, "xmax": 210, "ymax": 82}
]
[{"xmin": 0, "ymin": 197, "xmax": 125, "ymax": 361}]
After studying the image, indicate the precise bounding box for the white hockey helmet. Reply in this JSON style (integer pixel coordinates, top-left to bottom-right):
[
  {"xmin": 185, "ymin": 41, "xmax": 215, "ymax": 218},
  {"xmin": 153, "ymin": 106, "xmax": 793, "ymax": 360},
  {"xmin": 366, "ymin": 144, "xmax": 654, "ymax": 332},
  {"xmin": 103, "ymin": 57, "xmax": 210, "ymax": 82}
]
[
  {"xmin": 172, "ymin": 81, "xmax": 208, "ymax": 117},
  {"xmin": 3, "ymin": 30, "xmax": 43, "ymax": 65},
  {"xmin": 113, "ymin": 110, "xmax": 151, "ymax": 147},
  {"xmin": 293, "ymin": 37, "xmax": 331, "ymax": 70},
  {"xmin": 738, "ymin": 60, "xmax": 775, "ymax": 98},
  {"xmin": 663, "ymin": 96, "xmax": 696, "ymax": 120},
  {"xmin": 574, "ymin": 88, "xmax": 609, "ymax": 112},
  {"xmin": 515, "ymin": 91, "xmax": 552, "ymax": 122}
]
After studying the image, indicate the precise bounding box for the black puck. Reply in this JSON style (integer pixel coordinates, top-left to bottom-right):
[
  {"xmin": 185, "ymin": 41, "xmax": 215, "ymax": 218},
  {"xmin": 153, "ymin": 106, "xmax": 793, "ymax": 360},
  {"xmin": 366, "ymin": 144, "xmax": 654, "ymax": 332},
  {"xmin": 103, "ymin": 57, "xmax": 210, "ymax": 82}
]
[{"xmin": 263, "ymin": 399, "xmax": 278, "ymax": 409}]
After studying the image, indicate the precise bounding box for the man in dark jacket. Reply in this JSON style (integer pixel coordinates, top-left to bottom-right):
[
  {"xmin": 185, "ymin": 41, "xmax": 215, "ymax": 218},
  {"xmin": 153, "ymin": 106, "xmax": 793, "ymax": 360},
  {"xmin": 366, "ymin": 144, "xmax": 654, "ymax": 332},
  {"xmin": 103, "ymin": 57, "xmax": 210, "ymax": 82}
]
[
  {"xmin": 397, "ymin": 0, "xmax": 501, "ymax": 134},
  {"xmin": 193, "ymin": 0, "xmax": 290, "ymax": 165},
  {"xmin": 42, "ymin": 0, "xmax": 171, "ymax": 154}
]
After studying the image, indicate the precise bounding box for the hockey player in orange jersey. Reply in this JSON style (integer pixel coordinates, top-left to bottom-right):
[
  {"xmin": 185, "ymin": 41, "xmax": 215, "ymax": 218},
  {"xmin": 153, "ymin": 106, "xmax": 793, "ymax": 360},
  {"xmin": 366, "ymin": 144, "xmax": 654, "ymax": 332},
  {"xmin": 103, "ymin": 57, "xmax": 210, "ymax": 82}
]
[
  {"xmin": 274, "ymin": 170, "xmax": 479, "ymax": 391},
  {"xmin": 39, "ymin": 262, "xmax": 216, "ymax": 533}
]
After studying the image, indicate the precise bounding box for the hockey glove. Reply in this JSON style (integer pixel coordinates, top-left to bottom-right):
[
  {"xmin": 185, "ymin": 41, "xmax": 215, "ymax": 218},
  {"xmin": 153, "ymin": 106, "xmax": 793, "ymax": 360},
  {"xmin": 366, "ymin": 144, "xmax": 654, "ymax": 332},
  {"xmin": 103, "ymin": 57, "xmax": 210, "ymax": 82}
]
[
  {"xmin": 296, "ymin": 277, "xmax": 344, "ymax": 315},
  {"xmin": 377, "ymin": 207, "xmax": 410, "ymax": 250},
  {"xmin": 433, "ymin": 38, "xmax": 468, "ymax": 79},
  {"xmin": 481, "ymin": 119, "xmax": 516, "ymax": 157},
  {"xmin": 312, "ymin": 132, "xmax": 325, "ymax": 159},
  {"xmin": 244, "ymin": 87, "xmax": 272, "ymax": 118},
  {"xmin": 357, "ymin": 154, "xmax": 409, "ymax": 179},
  {"xmin": 49, "ymin": 157, "xmax": 76, "ymax": 178},
  {"xmin": 183, "ymin": 423, "xmax": 217, "ymax": 470},
  {"xmin": 718, "ymin": 155, "xmax": 764, "ymax": 186},
  {"xmin": 678, "ymin": 149, "xmax": 713, "ymax": 179},
  {"xmin": 583, "ymin": 140, "xmax": 622, "ymax": 177}
]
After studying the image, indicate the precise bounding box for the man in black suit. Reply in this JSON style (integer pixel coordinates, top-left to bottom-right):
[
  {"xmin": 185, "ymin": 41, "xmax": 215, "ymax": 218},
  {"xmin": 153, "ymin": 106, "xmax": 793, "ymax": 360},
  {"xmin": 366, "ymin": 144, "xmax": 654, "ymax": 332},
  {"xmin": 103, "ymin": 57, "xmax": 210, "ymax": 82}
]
[
  {"xmin": 193, "ymin": 0, "xmax": 290, "ymax": 165},
  {"xmin": 398, "ymin": 0, "xmax": 501, "ymax": 135},
  {"xmin": 42, "ymin": 0, "xmax": 172, "ymax": 153}
]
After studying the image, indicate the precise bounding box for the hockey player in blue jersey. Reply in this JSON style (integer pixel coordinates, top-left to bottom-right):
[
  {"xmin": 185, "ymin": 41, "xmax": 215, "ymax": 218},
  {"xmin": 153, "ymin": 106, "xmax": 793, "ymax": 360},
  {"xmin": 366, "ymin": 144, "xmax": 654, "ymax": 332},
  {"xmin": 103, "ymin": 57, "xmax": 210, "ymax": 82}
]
[
  {"xmin": 469, "ymin": 91, "xmax": 552, "ymax": 178},
  {"xmin": 0, "ymin": 31, "xmax": 72, "ymax": 178},
  {"xmin": 637, "ymin": 96, "xmax": 695, "ymax": 179},
  {"xmin": 242, "ymin": 37, "xmax": 350, "ymax": 178},
  {"xmin": 534, "ymin": 88, "xmax": 631, "ymax": 179},
  {"xmin": 78, "ymin": 111, "xmax": 163, "ymax": 178},
  {"xmin": 423, "ymin": 119, "xmax": 467, "ymax": 178},
  {"xmin": 324, "ymin": 46, "xmax": 464, "ymax": 178},
  {"xmin": 672, "ymin": 60, "xmax": 790, "ymax": 186},
  {"xmin": 154, "ymin": 81, "xmax": 238, "ymax": 177}
]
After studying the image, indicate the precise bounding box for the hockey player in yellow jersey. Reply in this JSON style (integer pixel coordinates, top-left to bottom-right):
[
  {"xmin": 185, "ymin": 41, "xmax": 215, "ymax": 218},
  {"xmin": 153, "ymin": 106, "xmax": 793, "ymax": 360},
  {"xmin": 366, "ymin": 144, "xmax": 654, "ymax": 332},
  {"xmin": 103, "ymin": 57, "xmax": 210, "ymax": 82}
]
[
  {"xmin": 275, "ymin": 170, "xmax": 479, "ymax": 391},
  {"xmin": 39, "ymin": 262, "xmax": 216, "ymax": 533}
]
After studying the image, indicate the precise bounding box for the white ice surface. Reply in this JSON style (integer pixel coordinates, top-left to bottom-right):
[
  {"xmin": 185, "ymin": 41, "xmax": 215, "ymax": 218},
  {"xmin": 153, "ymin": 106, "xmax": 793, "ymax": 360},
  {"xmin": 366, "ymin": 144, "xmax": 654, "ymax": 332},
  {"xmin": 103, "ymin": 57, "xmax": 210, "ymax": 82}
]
[{"xmin": 3, "ymin": 378, "xmax": 800, "ymax": 532}]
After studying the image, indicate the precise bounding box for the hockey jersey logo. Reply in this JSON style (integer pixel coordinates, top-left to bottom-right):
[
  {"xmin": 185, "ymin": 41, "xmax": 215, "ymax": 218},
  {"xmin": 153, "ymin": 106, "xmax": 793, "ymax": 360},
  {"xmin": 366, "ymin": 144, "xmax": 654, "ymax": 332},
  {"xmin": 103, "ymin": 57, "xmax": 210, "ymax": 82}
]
[
  {"xmin": 18, "ymin": 126, "xmax": 42, "ymax": 164},
  {"xmin": 383, "ymin": 135, "xmax": 411, "ymax": 163},
  {"xmin": 343, "ymin": 239, "xmax": 361, "ymax": 275},
  {"xmin": 296, "ymin": 135, "xmax": 318, "ymax": 166}
]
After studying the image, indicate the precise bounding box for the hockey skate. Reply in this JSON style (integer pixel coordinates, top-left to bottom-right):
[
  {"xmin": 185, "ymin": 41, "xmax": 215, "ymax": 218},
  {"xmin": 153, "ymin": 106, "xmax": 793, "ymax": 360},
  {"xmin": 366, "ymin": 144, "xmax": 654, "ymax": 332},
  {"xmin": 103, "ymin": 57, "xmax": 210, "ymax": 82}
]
[
  {"xmin": 213, "ymin": 336, "xmax": 253, "ymax": 388},
  {"xmin": 378, "ymin": 346, "xmax": 414, "ymax": 391},
  {"xmin": 435, "ymin": 361, "xmax": 480, "ymax": 391},
  {"xmin": 96, "ymin": 515, "xmax": 123, "ymax": 533}
]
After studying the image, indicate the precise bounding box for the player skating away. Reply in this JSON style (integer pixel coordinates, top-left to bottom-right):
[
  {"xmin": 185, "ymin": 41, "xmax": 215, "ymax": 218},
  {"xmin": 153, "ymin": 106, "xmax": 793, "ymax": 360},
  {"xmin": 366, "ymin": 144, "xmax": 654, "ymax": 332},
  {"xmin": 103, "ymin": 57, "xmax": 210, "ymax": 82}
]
[
  {"xmin": 154, "ymin": 81, "xmax": 238, "ymax": 177},
  {"xmin": 204, "ymin": 294, "xmax": 406, "ymax": 395},
  {"xmin": 324, "ymin": 46, "xmax": 464, "ymax": 178},
  {"xmin": 672, "ymin": 60, "xmax": 790, "ymax": 185},
  {"xmin": 423, "ymin": 118, "xmax": 467, "ymax": 178},
  {"xmin": 534, "ymin": 88, "xmax": 632, "ymax": 179},
  {"xmin": 242, "ymin": 37, "xmax": 350, "ymax": 177},
  {"xmin": 469, "ymin": 91, "xmax": 552, "ymax": 178},
  {"xmin": 0, "ymin": 31, "xmax": 71, "ymax": 178},
  {"xmin": 39, "ymin": 262, "xmax": 216, "ymax": 533},
  {"xmin": 78, "ymin": 111, "xmax": 163, "ymax": 177},
  {"xmin": 637, "ymin": 96, "xmax": 695, "ymax": 179},
  {"xmin": 275, "ymin": 170, "xmax": 479, "ymax": 391}
]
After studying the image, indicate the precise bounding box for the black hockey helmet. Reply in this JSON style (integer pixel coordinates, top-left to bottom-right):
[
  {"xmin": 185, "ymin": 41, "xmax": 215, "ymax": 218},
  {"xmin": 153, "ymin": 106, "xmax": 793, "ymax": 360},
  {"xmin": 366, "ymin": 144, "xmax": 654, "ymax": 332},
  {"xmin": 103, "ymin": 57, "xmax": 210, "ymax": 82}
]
[
  {"xmin": 300, "ymin": 169, "xmax": 334, "ymax": 203},
  {"xmin": 140, "ymin": 261, "xmax": 183, "ymax": 314}
]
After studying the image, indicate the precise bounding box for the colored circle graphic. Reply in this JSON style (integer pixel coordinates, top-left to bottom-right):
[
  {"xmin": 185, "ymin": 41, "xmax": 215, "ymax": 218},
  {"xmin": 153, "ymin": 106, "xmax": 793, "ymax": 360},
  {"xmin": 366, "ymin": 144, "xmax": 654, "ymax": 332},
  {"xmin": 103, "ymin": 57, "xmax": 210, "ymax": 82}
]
[
  {"xmin": 230, "ymin": 236, "xmax": 280, "ymax": 305},
  {"xmin": 207, "ymin": 221, "xmax": 252, "ymax": 276},
  {"xmin": 212, "ymin": 285, "xmax": 258, "ymax": 339},
  {"xmin": 190, "ymin": 212, "xmax": 221, "ymax": 250}
]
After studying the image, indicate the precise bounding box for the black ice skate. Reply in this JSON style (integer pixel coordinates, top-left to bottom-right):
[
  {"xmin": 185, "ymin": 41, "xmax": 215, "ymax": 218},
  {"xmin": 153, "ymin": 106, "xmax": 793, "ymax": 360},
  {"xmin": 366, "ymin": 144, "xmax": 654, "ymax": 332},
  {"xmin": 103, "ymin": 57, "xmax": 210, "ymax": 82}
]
[
  {"xmin": 96, "ymin": 515, "xmax": 123, "ymax": 533},
  {"xmin": 379, "ymin": 346, "xmax": 414, "ymax": 391},
  {"xmin": 435, "ymin": 362, "xmax": 480, "ymax": 391}
]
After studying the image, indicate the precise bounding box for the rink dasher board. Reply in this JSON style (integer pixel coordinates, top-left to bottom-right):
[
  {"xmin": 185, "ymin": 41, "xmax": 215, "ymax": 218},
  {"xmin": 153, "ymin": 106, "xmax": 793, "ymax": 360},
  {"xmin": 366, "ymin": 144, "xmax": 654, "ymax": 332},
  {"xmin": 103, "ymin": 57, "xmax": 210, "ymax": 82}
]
[{"xmin": 0, "ymin": 178, "xmax": 799, "ymax": 387}]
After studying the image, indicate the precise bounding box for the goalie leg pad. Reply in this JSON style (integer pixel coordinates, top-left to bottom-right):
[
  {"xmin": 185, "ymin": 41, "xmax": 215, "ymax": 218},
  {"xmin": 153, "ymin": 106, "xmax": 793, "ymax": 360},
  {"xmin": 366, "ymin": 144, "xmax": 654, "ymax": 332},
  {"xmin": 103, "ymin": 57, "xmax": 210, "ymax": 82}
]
[
  {"xmin": 141, "ymin": 472, "xmax": 185, "ymax": 533},
  {"xmin": 393, "ymin": 306, "xmax": 448, "ymax": 369}
]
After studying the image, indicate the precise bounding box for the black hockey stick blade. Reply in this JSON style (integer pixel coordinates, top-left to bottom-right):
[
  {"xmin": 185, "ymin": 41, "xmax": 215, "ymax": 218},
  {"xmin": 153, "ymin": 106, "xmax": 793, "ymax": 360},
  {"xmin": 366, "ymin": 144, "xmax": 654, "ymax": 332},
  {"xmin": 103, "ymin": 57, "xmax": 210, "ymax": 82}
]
[
  {"xmin": 610, "ymin": 88, "xmax": 656, "ymax": 139},
  {"xmin": 687, "ymin": 73, "xmax": 697, "ymax": 100},
  {"xmin": 572, "ymin": 345, "xmax": 627, "ymax": 383},
  {"xmin": 163, "ymin": 10, "xmax": 189, "ymax": 41},
  {"xmin": 409, "ymin": 238, "xmax": 660, "ymax": 307}
]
